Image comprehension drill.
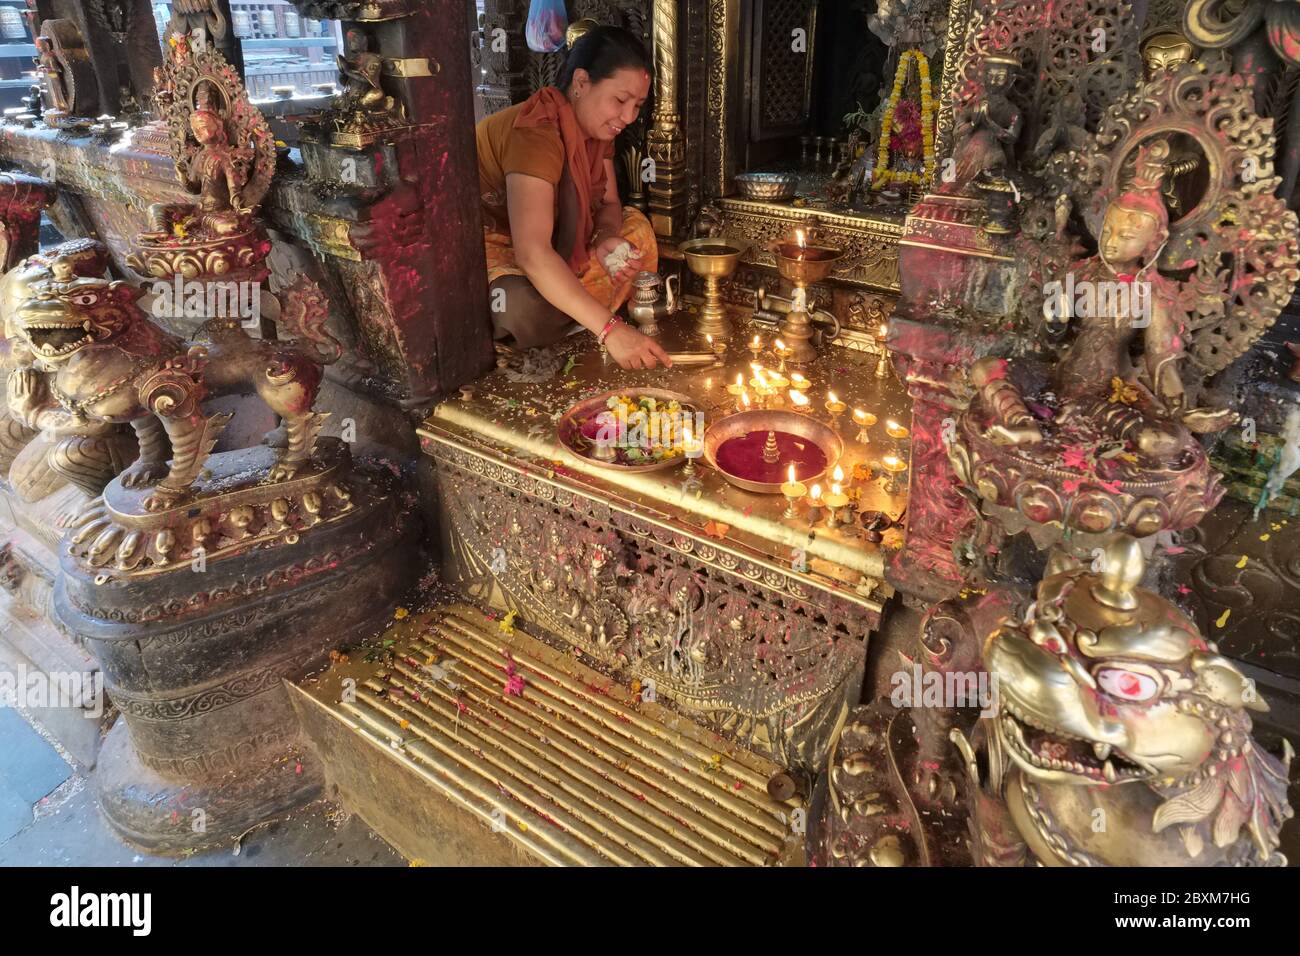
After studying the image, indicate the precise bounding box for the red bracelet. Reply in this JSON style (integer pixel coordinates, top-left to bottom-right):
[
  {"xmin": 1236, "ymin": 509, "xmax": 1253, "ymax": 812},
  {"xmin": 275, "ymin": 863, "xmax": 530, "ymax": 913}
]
[{"xmin": 597, "ymin": 316, "xmax": 622, "ymax": 346}]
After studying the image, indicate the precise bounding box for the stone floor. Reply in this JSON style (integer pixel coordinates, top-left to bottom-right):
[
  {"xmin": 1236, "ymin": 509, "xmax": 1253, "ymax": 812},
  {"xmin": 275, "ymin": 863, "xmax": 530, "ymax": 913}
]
[{"xmin": 0, "ymin": 704, "xmax": 406, "ymax": 867}]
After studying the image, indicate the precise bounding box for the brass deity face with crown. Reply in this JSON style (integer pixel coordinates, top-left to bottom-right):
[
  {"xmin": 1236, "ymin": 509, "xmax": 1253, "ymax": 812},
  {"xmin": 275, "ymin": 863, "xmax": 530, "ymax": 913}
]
[{"xmin": 1141, "ymin": 31, "xmax": 1195, "ymax": 79}]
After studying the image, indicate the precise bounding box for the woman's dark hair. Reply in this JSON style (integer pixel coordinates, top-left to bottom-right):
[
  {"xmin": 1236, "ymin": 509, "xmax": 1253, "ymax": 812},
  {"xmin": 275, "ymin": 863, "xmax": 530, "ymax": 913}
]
[{"xmin": 557, "ymin": 25, "xmax": 653, "ymax": 93}]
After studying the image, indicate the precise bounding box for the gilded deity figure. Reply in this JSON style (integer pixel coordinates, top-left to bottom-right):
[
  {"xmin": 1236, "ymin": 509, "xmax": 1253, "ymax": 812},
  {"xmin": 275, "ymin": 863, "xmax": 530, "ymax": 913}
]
[
  {"xmin": 975, "ymin": 140, "xmax": 1233, "ymax": 457},
  {"xmin": 336, "ymin": 28, "xmax": 395, "ymax": 117},
  {"xmin": 1141, "ymin": 31, "xmax": 1202, "ymax": 216},
  {"xmin": 939, "ymin": 54, "xmax": 1023, "ymax": 195},
  {"xmin": 144, "ymin": 83, "xmax": 254, "ymax": 240}
]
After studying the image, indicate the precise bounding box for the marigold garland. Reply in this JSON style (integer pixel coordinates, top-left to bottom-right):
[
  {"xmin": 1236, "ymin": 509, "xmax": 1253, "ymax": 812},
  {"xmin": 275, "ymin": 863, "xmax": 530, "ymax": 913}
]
[{"xmin": 872, "ymin": 48, "xmax": 935, "ymax": 191}]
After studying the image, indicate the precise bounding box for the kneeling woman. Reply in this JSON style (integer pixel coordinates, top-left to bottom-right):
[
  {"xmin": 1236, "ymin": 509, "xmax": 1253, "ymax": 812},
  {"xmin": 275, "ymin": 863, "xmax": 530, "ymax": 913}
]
[{"xmin": 476, "ymin": 26, "xmax": 670, "ymax": 370}]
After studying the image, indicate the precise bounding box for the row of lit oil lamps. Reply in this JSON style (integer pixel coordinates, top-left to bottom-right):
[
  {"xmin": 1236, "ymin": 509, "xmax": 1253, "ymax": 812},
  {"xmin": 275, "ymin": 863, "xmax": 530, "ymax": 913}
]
[
  {"xmin": 692, "ymin": 333, "xmax": 911, "ymax": 529},
  {"xmin": 778, "ymin": 456, "xmax": 909, "ymax": 532}
]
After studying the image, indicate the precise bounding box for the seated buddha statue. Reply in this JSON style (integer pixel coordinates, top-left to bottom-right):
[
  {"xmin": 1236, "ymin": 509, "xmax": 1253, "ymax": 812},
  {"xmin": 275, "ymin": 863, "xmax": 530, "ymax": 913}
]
[
  {"xmin": 971, "ymin": 139, "xmax": 1235, "ymax": 459},
  {"xmin": 143, "ymin": 83, "xmax": 255, "ymax": 242}
]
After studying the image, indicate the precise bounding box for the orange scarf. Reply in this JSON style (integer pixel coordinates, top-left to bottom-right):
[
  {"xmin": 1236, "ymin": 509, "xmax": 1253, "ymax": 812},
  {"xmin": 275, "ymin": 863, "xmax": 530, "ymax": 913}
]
[{"xmin": 514, "ymin": 86, "xmax": 609, "ymax": 273}]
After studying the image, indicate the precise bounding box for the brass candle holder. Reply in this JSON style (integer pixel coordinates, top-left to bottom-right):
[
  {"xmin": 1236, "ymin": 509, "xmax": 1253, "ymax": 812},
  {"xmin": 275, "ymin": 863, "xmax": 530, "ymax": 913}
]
[
  {"xmin": 781, "ymin": 464, "xmax": 807, "ymax": 519},
  {"xmin": 748, "ymin": 333, "xmax": 764, "ymax": 361},
  {"xmin": 881, "ymin": 453, "xmax": 909, "ymax": 496},
  {"xmin": 788, "ymin": 389, "xmax": 811, "ymax": 414},
  {"xmin": 853, "ymin": 408, "xmax": 877, "ymax": 443},
  {"xmin": 885, "ymin": 419, "xmax": 910, "ymax": 457},
  {"xmin": 680, "ymin": 238, "xmax": 748, "ymax": 340},
  {"xmin": 726, "ymin": 374, "xmax": 746, "ymax": 412},
  {"xmin": 682, "ymin": 425, "xmax": 703, "ymax": 477},
  {"xmin": 806, "ymin": 483, "xmax": 824, "ymax": 525},
  {"xmin": 773, "ymin": 238, "xmax": 844, "ymax": 364},
  {"xmin": 706, "ymin": 334, "xmax": 728, "ymax": 364},
  {"xmin": 825, "ymin": 391, "xmax": 847, "ymax": 429},
  {"xmin": 773, "ymin": 338, "xmax": 792, "ymax": 373},
  {"xmin": 823, "ymin": 482, "xmax": 850, "ymax": 530},
  {"xmin": 764, "ymin": 369, "xmax": 789, "ymax": 408},
  {"xmin": 876, "ymin": 322, "xmax": 891, "ymax": 379},
  {"xmin": 750, "ymin": 367, "xmax": 774, "ymax": 409}
]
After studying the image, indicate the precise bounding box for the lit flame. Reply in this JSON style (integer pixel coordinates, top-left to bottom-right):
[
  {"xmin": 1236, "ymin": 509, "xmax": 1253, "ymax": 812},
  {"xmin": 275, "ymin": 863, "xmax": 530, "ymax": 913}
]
[
  {"xmin": 883, "ymin": 454, "xmax": 903, "ymax": 470},
  {"xmin": 831, "ymin": 483, "xmax": 842, "ymax": 496},
  {"xmin": 751, "ymin": 334, "xmax": 761, "ymax": 348},
  {"xmin": 706, "ymin": 334, "xmax": 713, "ymax": 346},
  {"xmin": 828, "ymin": 391, "xmax": 840, "ymax": 405},
  {"xmin": 810, "ymin": 483, "xmax": 822, "ymax": 501},
  {"xmin": 787, "ymin": 463, "xmax": 796, "ymax": 484},
  {"xmin": 741, "ymin": 391, "xmax": 751, "ymax": 408},
  {"xmin": 795, "ymin": 228, "xmax": 806, "ymax": 248},
  {"xmin": 853, "ymin": 407, "xmax": 868, "ymax": 423},
  {"xmin": 774, "ymin": 338, "xmax": 786, "ymax": 351},
  {"xmin": 735, "ymin": 373, "xmax": 744, "ymax": 387},
  {"xmin": 833, "ymin": 465, "xmax": 844, "ymax": 483},
  {"xmin": 790, "ymin": 373, "xmax": 809, "ymax": 387},
  {"xmin": 789, "ymin": 390, "xmax": 809, "ymax": 406}
]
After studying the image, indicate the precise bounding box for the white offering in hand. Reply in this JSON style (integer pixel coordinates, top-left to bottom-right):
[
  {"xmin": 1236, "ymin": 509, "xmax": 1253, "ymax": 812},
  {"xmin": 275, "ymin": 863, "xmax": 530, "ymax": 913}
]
[{"xmin": 602, "ymin": 240, "xmax": 634, "ymax": 276}]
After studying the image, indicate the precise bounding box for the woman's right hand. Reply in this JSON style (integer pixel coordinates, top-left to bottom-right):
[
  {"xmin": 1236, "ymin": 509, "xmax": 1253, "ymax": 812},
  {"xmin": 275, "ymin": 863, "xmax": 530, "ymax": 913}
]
[{"xmin": 603, "ymin": 322, "xmax": 673, "ymax": 370}]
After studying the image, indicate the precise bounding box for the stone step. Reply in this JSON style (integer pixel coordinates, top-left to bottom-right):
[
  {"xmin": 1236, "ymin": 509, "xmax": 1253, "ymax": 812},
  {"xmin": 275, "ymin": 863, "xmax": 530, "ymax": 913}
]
[{"xmin": 289, "ymin": 603, "xmax": 804, "ymax": 866}]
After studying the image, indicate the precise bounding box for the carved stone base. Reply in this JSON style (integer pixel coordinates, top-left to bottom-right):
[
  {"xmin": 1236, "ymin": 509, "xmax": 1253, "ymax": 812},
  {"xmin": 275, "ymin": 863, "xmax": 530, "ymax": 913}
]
[
  {"xmin": 897, "ymin": 194, "xmax": 1018, "ymax": 317},
  {"xmin": 94, "ymin": 698, "xmax": 325, "ymax": 854},
  {"xmin": 67, "ymin": 439, "xmax": 359, "ymax": 583},
  {"xmin": 54, "ymin": 455, "xmax": 421, "ymax": 853}
]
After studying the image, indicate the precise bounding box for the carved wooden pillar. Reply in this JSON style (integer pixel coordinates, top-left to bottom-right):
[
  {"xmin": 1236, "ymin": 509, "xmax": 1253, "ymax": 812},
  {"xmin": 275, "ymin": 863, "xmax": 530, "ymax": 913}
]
[
  {"xmin": 473, "ymin": 0, "xmax": 532, "ymax": 118},
  {"xmin": 0, "ymin": 173, "xmax": 54, "ymax": 271},
  {"xmin": 646, "ymin": 0, "xmax": 690, "ymax": 238},
  {"xmin": 886, "ymin": 317, "xmax": 984, "ymax": 604},
  {"xmin": 367, "ymin": 1, "xmax": 495, "ymax": 402}
]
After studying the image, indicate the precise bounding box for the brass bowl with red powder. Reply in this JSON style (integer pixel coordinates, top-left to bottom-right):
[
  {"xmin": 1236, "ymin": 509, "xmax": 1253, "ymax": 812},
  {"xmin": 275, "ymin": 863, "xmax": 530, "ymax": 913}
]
[{"xmin": 703, "ymin": 410, "xmax": 842, "ymax": 494}]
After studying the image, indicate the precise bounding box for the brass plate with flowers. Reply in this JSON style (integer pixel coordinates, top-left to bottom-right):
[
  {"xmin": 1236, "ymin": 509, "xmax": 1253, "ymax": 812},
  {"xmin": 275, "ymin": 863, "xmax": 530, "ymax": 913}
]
[{"xmin": 557, "ymin": 389, "xmax": 702, "ymax": 473}]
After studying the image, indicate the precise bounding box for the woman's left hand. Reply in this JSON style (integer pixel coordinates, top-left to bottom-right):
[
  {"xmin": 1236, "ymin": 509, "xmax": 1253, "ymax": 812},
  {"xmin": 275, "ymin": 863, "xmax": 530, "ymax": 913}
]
[{"xmin": 592, "ymin": 235, "xmax": 642, "ymax": 284}]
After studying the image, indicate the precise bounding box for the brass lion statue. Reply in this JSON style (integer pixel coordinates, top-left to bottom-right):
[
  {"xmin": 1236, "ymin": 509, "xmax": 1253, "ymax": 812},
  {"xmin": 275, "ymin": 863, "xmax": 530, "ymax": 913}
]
[
  {"xmin": 3, "ymin": 238, "xmax": 341, "ymax": 511},
  {"xmin": 818, "ymin": 536, "xmax": 1293, "ymax": 867}
]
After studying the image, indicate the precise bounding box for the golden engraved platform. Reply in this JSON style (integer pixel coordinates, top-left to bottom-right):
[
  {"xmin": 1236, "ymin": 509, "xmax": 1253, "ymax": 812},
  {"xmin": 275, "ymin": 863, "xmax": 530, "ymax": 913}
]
[
  {"xmin": 290, "ymin": 604, "xmax": 804, "ymax": 866},
  {"xmin": 417, "ymin": 316, "xmax": 910, "ymax": 769},
  {"xmin": 424, "ymin": 316, "xmax": 909, "ymax": 588}
]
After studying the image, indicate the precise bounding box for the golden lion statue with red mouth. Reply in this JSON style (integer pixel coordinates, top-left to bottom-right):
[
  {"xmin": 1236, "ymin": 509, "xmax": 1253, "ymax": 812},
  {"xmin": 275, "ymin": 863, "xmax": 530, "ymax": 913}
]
[
  {"xmin": 3, "ymin": 238, "xmax": 340, "ymax": 511},
  {"xmin": 956, "ymin": 536, "xmax": 1294, "ymax": 866}
]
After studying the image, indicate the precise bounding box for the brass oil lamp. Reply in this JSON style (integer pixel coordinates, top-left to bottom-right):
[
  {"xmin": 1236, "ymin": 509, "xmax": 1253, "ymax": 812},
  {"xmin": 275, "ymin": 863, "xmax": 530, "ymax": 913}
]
[
  {"xmin": 773, "ymin": 229, "xmax": 844, "ymax": 364},
  {"xmin": 679, "ymin": 237, "xmax": 748, "ymax": 340}
]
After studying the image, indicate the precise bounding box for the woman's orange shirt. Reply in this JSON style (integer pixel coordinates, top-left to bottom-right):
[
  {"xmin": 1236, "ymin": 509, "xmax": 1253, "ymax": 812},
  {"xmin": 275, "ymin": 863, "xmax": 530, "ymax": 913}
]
[{"xmin": 475, "ymin": 102, "xmax": 568, "ymax": 237}]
